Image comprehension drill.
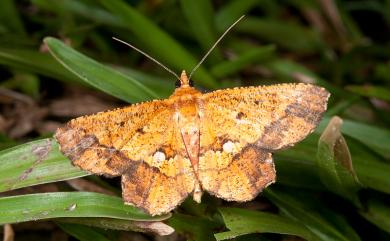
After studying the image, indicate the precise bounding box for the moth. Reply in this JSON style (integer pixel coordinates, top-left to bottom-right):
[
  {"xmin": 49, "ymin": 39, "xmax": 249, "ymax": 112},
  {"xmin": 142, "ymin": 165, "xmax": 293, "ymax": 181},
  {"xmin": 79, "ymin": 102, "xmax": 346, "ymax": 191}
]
[{"xmin": 55, "ymin": 17, "xmax": 330, "ymax": 216}]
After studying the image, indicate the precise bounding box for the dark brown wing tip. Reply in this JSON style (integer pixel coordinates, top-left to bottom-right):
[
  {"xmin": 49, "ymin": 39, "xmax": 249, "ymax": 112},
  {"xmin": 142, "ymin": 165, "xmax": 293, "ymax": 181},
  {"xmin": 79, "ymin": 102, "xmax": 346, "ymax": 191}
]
[{"xmin": 255, "ymin": 85, "xmax": 330, "ymax": 151}]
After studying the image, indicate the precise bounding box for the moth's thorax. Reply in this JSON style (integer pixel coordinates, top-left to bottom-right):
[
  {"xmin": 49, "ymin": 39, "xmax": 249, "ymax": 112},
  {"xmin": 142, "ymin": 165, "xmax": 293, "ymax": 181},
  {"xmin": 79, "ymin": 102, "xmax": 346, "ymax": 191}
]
[
  {"xmin": 169, "ymin": 86, "xmax": 201, "ymax": 100},
  {"xmin": 174, "ymin": 98, "xmax": 200, "ymax": 150},
  {"xmin": 170, "ymin": 86, "xmax": 202, "ymax": 123}
]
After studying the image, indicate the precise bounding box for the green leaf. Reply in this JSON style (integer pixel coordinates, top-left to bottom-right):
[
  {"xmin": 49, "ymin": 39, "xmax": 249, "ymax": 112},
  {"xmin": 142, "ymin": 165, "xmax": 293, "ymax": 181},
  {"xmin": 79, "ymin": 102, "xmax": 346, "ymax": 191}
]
[
  {"xmin": 344, "ymin": 137, "xmax": 390, "ymax": 193},
  {"xmin": 359, "ymin": 196, "xmax": 390, "ymax": 232},
  {"xmin": 265, "ymin": 187, "xmax": 361, "ymax": 241},
  {"xmin": 180, "ymin": 0, "xmax": 221, "ymax": 63},
  {"xmin": 325, "ymin": 95, "xmax": 361, "ymax": 117},
  {"xmin": 57, "ymin": 223, "xmax": 113, "ymax": 241},
  {"xmin": 375, "ymin": 62, "xmax": 390, "ymax": 82},
  {"xmin": 215, "ymin": 207, "xmax": 318, "ymax": 241},
  {"xmin": 44, "ymin": 37, "xmax": 159, "ymax": 103},
  {"xmin": 215, "ymin": 0, "xmax": 259, "ymax": 30},
  {"xmin": 346, "ymin": 85, "xmax": 390, "ymax": 101},
  {"xmin": 266, "ymin": 59, "xmax": 341, "ymax": 95},
  {"xmin": 0, "ymin": 192, "xmax": 170, "ymax": 225},
  {"xmin": 235, "ymin": 234, "xmax": 272, "ymax": 241},
  {"xmin": 114, "ymin": 66, "xmax": 173, "ymax": 98},
  {"xmin": 210, "ymin": 45, "xmax": 275, "ymax": 78},
  {"xmin": 353, "ymin": 158, "xmax": 390, "ymax": 194},
  {"xmin": 0, "ymin": 0, "xmax": 26, "ymax": 35},
  {"xmin": 2, "ymin": 72, "xmax": 41, "ymax": 99},
  {"xmin": 276, "ymin": 130, "xmax": 390, "ymax": 194},
  {"xmin": 98, "ymin": 0, "xmax": 218, "ymax": 88},
  {"xmin": 317, "ymin": 117, "xmax": 390, "ymax": 159},
  {"xmin": 0, "ymin": 138, "xmax": 88, "ymax": 193},
  {"xmin": 0, "ymin": 48, "xmax": 81, "ymax": 83},
  {"xmin": 31, "ymin": 0, "xmax": 126, "ymax": 28},
  {"xmin": 237, "ymin": 17, "xmax": 324, "ymax": 53},
  {"xmin": 0, "ymin": 134, "xmax": 18, "ymax": 151},
  {"xmin": 317, "ymin": 116, "xmax": 361, "ymax": 206},
  {"xmin": 168, "ymin": 213, "xmax": 220, "ymax": 241}
]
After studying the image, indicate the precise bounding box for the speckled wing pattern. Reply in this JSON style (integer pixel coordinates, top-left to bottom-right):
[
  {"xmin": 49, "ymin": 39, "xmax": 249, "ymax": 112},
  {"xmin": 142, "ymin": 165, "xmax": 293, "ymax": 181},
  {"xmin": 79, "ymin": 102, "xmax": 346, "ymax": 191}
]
[
  {"xmin": 55, "ymin": 100, "xmax": 196, "ymax": 215},
  {"xmin": 198, "ymin": 83, "xmax": 329, "ymax": 201}
]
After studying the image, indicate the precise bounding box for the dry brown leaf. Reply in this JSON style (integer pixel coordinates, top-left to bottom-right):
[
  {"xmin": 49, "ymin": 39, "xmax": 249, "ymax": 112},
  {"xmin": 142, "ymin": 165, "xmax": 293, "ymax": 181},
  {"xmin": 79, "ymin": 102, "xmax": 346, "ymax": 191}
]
[
  {"xmin": 3, "ymin": 224, "xmax": 14, "ymax": 241},
  {"xmin": 49, "ymin": 95, "xmax": 115, "ymax": 117}
]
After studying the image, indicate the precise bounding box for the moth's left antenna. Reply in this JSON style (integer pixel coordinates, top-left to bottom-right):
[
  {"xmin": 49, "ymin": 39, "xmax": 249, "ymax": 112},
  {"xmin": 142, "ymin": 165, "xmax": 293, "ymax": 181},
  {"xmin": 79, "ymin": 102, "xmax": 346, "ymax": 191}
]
[{"xmin": 112, "ymin": 37, "xmax": 180, "ymax": 81}]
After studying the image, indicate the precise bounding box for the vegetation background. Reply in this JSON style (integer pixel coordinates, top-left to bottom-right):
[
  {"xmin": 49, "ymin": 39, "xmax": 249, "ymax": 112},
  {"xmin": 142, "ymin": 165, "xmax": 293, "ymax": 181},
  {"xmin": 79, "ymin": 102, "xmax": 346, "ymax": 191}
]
[{"xmin": 0, "ymin": 0, "xmax": 389, "ymax": 240}]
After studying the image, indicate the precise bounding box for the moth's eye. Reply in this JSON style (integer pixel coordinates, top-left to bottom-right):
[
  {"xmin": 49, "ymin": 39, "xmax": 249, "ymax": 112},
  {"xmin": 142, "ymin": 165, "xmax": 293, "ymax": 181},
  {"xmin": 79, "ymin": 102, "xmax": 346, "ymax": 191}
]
[
  {"xmin": 189, "ymin": 79, "xmax": 194, "ymax": 87},
  {"xmin": 175, "ymin": 79, "xmax": 181, "ymax": 88}
]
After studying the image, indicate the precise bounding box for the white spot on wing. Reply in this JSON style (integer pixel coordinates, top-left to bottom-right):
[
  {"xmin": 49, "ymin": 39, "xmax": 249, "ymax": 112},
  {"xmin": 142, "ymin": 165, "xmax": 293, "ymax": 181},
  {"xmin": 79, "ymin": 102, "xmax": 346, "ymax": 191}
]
[
  {"xmin": 265, "ymin": 156, "xmax": 273, "ymax": 163},
  {"xmin": 223, "ymin": 141, "xmax": 235, "ymax": 153},
  {"xmin": 153, "ymin": 151, "xmax": 166, "ymax": 163},
  {"xmin": 236, "ymin": 119, "xmax": 251, "ymax": 125}
]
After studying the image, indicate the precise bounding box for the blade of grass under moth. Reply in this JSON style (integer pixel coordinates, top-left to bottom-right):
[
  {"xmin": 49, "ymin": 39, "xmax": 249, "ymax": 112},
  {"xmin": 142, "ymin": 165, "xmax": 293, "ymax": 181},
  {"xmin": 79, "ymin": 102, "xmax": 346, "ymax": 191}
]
[
  {"xmin": 0, "ymin": 138, "xmax": 88, "ymax": 193},
  {"xmin": 0, "ymin": 192, "xmax": 170, "ymax": 224}
]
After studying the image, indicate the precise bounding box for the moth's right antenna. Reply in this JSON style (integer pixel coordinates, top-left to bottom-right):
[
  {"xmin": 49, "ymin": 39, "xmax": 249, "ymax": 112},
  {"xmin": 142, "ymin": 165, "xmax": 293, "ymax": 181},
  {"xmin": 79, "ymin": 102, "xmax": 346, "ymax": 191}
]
[
  {"xmin": 189, "ymin": 15, "xmax": 245, "ymax": 80},
  {"xmin": 112, "ymin": 37, "xmax": 180, "ymax": 81}
]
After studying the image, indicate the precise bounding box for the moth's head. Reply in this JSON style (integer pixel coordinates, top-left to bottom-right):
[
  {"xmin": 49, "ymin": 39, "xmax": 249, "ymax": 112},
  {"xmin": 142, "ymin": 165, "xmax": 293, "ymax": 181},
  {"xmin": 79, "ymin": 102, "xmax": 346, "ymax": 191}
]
[
  {"xmin": 175, "ymin": 70, "xmax": 194, "ymax": 89},
  {"xmin": 170, "ymin": 70, "xmax": 200, "ymax": 99}
]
